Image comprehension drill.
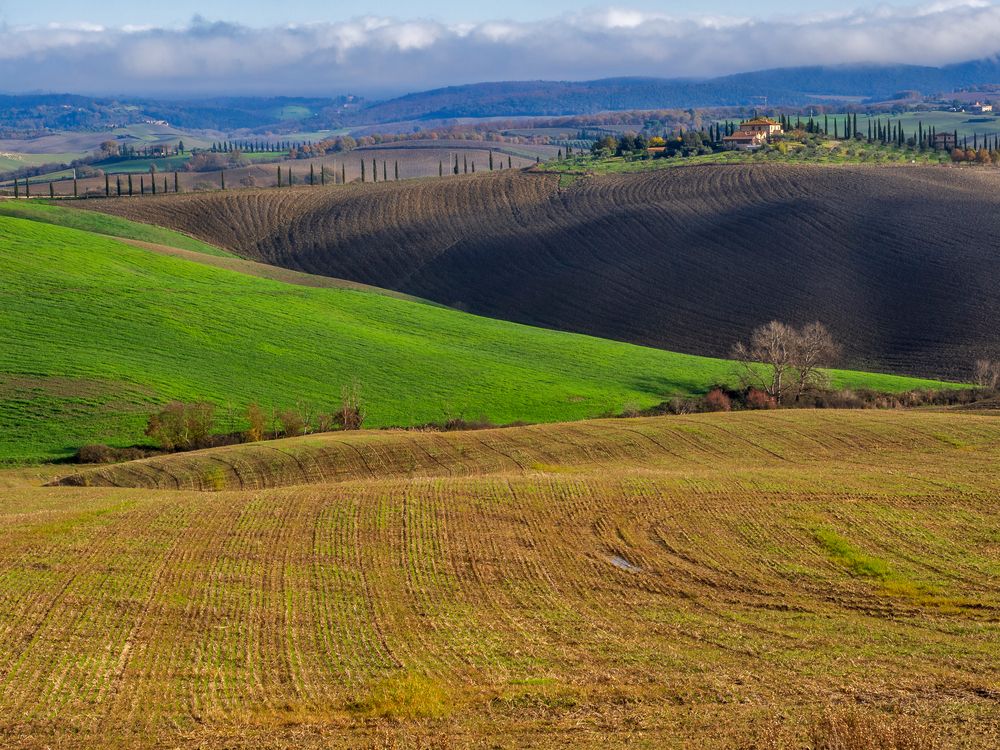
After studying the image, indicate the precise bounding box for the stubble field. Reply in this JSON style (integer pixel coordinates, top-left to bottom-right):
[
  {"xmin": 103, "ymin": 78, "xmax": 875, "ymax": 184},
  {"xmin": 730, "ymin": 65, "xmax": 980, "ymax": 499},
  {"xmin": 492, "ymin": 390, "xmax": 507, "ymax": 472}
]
[{"xmin": 2, "ymin": 410, "xmax": 999, "ymax": 748}]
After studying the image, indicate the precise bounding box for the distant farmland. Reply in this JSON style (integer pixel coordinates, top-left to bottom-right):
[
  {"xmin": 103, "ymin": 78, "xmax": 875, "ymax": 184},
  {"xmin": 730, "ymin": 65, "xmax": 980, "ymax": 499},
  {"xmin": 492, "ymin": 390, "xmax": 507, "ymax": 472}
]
[
  {"xmin": 4, "ymin": 409, "xmax": 1000, "ymax": 748},
  {"xmin": 2, "ymin": 140, "xmax": 550, "ymax": 195},
  {"xmin": 84, "ymin": 164, "xmax": 1000, "ymax": 380}
]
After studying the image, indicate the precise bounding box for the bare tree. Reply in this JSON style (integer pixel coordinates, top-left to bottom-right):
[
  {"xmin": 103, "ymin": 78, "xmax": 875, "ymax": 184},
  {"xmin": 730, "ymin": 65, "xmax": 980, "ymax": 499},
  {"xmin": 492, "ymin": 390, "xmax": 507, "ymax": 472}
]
[
  {"xmin": 973, "ymin": 359, "xmax": 1000, "ymax": 390},
  {"xmin": 731, "ymin": 321, "xmax": 798, "ymax": 404},
  {"xmin": 790, "ymin": 322, "xmax": 840, "ymax": 397},
  {"xmin": 732, "ymin": 321, "xmax": 839, "ymax": 404},
  {"xmin": 334, "ymin": 380, "xmax": 366, "ymax": 431}
]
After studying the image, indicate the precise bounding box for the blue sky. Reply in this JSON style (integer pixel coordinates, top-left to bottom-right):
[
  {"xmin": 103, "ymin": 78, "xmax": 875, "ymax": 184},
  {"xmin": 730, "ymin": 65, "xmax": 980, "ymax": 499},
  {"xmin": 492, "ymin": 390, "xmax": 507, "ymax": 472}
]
[{"xmin": 0, "ymin": 2, "xmax": 997, "ymax": 96}]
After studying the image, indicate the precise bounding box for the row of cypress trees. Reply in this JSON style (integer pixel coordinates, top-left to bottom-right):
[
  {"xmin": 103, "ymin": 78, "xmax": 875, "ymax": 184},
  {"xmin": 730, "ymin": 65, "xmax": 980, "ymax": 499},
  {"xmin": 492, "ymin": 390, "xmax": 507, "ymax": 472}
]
[{"xmin": 9, "ymin": 148, "xmax": 524, "ymax": 198}]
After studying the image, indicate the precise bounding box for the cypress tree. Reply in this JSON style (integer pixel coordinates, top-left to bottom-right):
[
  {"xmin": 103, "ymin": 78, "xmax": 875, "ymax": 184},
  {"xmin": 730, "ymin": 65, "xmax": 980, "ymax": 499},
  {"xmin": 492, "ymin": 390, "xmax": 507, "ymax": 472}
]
[
  {"xmin": 49, "ymin": 182, "xmax": 54, "ymax": 199},
  {"xmin": 310, "ymin": 163, "xmax": 315, "ymax": 186},
  {"xmin": 128, "ymin": 175, "xmax": 133, "ymax": 197},
  {"xmin": 508, "ymin": 155, "xmax": 512, "ymax": 169},
  {"xmin": 373, "ymin": 159, "xmax": 377, "ymax": 182},
  {"xmin": 383, "ymin": 161, "xmax": 387, "ymax": 181},
  {"xmin": 361, "ymin": 161, "xmax": 366, "ymax": 182},
  {"xmin": 974, "ymin": 132, "xmax": 978, "ymax": 150},
  {"xmin": 174, "ymin": 172, "xmax": 179, "ymax": 193},
  {"xmin": 454, "ymin": 155, "xmax": 460, "ymax": 175},
  {"xmin": 471, "ymin": 161, "xmax": 475, "ymax": 173},
  {"xmin": 463, "ymin": 155, "xmax": 468, "ymax": 174},
  {"xmin": 489, "ymin": 150, "xmax": 494, "ymax": 171},
  {"xmin": 221, "ymin": 171, "xmax": 225, "ymax": 190},
  {"xmin": 321, "ymin": 165, "xmax": 326, "ymax": 186},
  {"xmin": 342, "ymin": 164, "xmax": 346, "ymax": 184},
  {"xmin": 394, "ymin": 161, "xmax": 399, "ymax": 180},
  {"xmin": 117, "ymin": 176, "xmax": 122, "ymax": 196},
  {"xmin": 163, "ymin": 176, "xmax": 168, "ymax": 194},
  {"xmin": 439, "ymin": 160, "xmax": 443, "ymax": 177},
  {"xmin": 140, "ymin": 177, "xmax": 144, "ymax": 195},
  {"xmin": 25, "ymin": 180, "xmax": 29, "ymax": 199},
  {"xmin": 73, "ymin": 176, "xmax": 78, "ymax": 198},
  {"xmin": 278, "ymin": 166, "xmax": 283, "ymax": 187},
  {"xmin": 13, "ymin": 179, "xmax": 18, "ymax": 199},
  {"xmin": 105, "ymin": 173, "xmax": 110, "ymax": 197}
]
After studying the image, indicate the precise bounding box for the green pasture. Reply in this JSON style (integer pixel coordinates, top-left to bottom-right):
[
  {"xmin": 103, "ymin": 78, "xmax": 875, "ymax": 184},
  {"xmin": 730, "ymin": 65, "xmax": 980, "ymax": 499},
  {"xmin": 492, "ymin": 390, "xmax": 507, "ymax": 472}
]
[{"xmin": 0, "ymin": 214, "xmax": 954, "ymax": 463}]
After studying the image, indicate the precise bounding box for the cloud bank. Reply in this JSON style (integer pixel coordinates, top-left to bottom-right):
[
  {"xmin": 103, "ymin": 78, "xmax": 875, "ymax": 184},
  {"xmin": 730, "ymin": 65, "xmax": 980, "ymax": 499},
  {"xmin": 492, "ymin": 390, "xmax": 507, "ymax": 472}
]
[{"xmin": 2, "ymin": 2, "xmax": 1000, "ymax": 96}]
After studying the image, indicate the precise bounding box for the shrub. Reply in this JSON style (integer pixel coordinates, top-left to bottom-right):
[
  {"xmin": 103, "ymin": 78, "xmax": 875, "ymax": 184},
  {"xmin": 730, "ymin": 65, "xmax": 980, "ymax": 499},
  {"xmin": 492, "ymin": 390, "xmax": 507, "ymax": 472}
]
[
  {"xmin": 745, "ymin": 388, "xmax": 777, "ymax": 410},
  {"xmin": 277, "ymin": 408, "xmax": 306, "ymax": 437},
  {"xmin": 334, "ymin": 381, "xmax": 365, "ymax": 431},
  {"xmin": 75, "ymin": 444, "xmax": 115, "ymax": 464},
  {"xmin": 702, "ymin": 388, "xmax": 732, "ymax": 412},
  {"xmin": 245, "ymin": 402, "xmax": 266, "ymax": 442},
  {"xmin": 145, "ymin": 401, "xmax": 216, "ymax": 451}
]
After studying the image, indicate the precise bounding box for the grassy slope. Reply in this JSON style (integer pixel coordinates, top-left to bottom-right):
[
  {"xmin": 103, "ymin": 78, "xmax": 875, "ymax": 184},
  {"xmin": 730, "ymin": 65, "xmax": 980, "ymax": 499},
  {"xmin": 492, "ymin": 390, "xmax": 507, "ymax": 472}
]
[
  {"xmin": 0, "ymin": 200, "xmax": 233, "ymax": 257},
  {"xmin": 0, "ymin": 216, "xmax": 954, "ymax": 463}
]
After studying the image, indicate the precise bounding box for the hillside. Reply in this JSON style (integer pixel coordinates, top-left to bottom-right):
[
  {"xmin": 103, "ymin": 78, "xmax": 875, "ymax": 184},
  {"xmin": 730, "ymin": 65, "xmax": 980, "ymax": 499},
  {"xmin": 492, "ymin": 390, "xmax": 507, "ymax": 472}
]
[
  {"xmin": 58, "ymin": 408, "xmax": 997, "ymax": 492},
  {"xmin": 5, "ymin": 409, "xmax": 1000, "ymax": 747},
  {"xmin": 83, "ymin": 165, "xmax": 1000, "ymax": 380},
  {"xmin": 4, "ymin": 210, "xmax": 950, "ymax": 463},
  {"xmin": 346, "ymin": 59, "xmax": 1000, "ymax": 123}
]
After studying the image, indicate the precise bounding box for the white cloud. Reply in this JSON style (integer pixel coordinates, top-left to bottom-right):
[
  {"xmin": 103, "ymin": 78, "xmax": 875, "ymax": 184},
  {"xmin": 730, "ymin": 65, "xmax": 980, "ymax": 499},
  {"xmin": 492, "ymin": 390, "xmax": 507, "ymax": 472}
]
[{"xmin": 0, "ymin": 2, "xmax": 999, "ymax": 96}]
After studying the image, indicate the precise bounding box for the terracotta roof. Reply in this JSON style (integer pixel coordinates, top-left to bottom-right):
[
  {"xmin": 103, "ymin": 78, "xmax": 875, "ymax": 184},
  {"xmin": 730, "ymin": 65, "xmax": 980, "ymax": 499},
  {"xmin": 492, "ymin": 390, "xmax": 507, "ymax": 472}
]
[
  {"xmin": 743, "ymin": 117, "xmax": 781, "ymax": 125},
  {"xmin": 723, "ymin": 130, "xmax": 765, "ymax": 141}
]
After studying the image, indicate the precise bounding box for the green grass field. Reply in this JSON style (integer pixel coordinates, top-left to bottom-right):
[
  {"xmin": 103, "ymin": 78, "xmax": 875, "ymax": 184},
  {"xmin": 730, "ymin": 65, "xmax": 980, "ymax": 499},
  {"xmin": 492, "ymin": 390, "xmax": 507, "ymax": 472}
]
[
  {"xmin": 0, "ymin": 201, "xmax": 232, "ymax": 257},
  {"xmin": 0, "ymin": 151, "xmax": 81, "ymax": 173},
  {"xmin": 0, "ymin": 211, "xmax": 958, "ymax": 463}
]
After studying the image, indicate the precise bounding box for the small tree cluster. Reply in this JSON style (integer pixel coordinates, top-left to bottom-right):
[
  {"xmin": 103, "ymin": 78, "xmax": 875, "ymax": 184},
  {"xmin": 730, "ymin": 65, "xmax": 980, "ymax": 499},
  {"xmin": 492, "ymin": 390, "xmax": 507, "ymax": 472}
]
[
  {"xmin": 145, "ymin": 402, "xmax": 216, "ymax": 451},
  {"xmin": 731, "ymin": 321, "xmax": 840, "ymax": 405},
  {"xmin": 241, "ymin": 383, "xmax": 366, "ymax": 444}
]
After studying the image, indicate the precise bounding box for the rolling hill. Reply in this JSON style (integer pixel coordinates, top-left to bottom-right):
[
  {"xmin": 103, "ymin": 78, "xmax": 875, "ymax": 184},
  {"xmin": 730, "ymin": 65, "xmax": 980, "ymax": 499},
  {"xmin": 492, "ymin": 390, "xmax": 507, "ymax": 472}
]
[
  {"xmin": 0, "ymin": 204, "xmax": 952, "ymax": 464},
  {"xmin": 82, "ymin": 165, "xmax": 1000, "ymax": 380},
  {"xmin": 5, "ymin": 409, "xmax": 1000, "ymax": 747}
]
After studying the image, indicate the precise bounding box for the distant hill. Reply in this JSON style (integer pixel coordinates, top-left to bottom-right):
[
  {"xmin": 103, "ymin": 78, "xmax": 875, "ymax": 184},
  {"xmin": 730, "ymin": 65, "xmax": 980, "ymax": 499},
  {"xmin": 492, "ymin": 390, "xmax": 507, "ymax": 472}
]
[
  {"xmin": 84, "ymin": 165, "xmax": 1000, "ymax": 381},
  {"xmin": 5, "ymin": 55, "xmax": 1000, "ymax": 134},
  {"xmin": 351, "ymin": 59, "xmax": 1000, "ymax": 123}
]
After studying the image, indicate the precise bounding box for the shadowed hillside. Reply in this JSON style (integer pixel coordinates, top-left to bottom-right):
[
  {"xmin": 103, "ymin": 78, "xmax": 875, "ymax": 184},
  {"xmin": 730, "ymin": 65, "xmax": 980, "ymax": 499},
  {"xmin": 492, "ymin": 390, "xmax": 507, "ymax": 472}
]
[{"xmin": 84, "ymin": 164, "xmax": 1000, "ymax": 379}]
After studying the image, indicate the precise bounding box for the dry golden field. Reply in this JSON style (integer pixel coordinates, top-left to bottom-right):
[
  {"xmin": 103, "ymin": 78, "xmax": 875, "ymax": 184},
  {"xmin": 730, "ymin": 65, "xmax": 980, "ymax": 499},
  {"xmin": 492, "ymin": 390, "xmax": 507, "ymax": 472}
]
[{"xmin": 3, "ymin": 410, "xmax": 1000, "ymax": 748}]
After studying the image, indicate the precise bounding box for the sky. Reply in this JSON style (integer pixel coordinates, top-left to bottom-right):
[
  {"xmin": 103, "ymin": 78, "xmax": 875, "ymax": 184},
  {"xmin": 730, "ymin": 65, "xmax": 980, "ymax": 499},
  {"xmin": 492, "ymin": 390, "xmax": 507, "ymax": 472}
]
[{"xmin": 0, "ymin": 1, "xmax": 998, "ymax": 97}]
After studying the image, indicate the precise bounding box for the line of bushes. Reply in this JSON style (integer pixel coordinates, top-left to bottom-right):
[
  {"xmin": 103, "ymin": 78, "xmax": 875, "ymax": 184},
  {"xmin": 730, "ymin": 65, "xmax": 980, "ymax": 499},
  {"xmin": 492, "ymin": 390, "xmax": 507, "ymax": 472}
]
[{"xmin": 637, "ymin": 383, "xmax": 998, "ymax": 417}]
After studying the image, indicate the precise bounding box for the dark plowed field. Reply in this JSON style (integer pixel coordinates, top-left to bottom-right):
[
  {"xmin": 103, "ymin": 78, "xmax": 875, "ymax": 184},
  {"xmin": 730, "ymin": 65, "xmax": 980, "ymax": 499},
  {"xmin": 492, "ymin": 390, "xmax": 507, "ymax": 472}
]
[{"xmin": 84, "ymin": 165, "xmax": 1000, "ymax": 378}]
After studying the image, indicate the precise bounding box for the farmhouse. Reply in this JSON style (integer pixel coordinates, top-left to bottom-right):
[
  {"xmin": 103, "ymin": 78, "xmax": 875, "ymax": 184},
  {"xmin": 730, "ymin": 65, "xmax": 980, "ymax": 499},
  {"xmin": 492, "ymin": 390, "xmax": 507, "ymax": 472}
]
[
  {"xmin": 972, "ymin": 101, "xmax": 993, "ymax": 113},
  {"xmin": 723, "ymin": 116, "xmax": 783, "ymax": 150}
]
